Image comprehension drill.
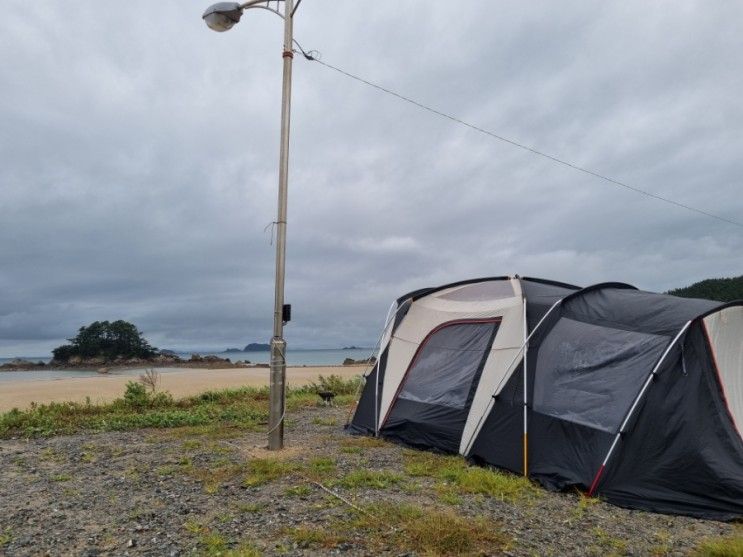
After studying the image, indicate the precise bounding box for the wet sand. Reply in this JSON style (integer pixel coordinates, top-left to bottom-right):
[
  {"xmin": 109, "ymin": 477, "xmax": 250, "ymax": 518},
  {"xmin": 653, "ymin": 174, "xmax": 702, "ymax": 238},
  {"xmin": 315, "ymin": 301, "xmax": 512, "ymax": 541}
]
[{"xmin": 0, "ymin": 366, "xmax": 366, "ymax": 412}]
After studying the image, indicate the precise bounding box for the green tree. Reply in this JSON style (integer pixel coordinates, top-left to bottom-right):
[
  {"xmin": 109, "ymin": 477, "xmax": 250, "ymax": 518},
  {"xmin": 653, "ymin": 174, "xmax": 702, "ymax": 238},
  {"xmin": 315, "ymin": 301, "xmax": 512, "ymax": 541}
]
[
  {"xmin": 52, "ymin": 320, "xmax": 157, "ymax": 362},
  {"xmin": 667, "ymin": 275, "xmax": 743, "ymax": 302}
]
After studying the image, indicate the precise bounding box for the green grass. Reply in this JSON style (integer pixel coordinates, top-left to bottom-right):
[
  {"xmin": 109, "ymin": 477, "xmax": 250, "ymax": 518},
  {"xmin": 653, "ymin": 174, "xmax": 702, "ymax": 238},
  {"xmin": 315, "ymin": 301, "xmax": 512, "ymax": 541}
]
[
  {"xmin": 590, "ymin": 527, "xmax": 628, "ymax": 556},
  {"xmin": 338, "ymin": 469, "xmax": 403, "ymax": 490},
  {"xmin": 403, "ymin": 450, "xmax": 539, "ymax": 503},
  {"xmin": 188, "ymin": 462, "xmax": 248, "ymax": 494},
  {"xmin": 285, "ymin": 485, "xmax": 313, "ymax": 497},
  {"xmin": 0, "ymin": 530, "xmax": 11, "ymax": 548},
  {"xmin": 183, "ymin": 520, "xmax": 261, "ymax": 556},
  {"xmin": 286, "ymin": 526, "xmax": 346, "ymax": 549},
  {"xmin": 243, "ymin": 458, "xmax": 299, "ymax": 487},
  {"xmin": 694, "ymin": 531, "xmax": 743, "ymax": 557},
  {"xmin": 236, "ymin": 502, "xmax": 266, "ymax": 514},
  {"xmin": 289, "ymin": 502, "xmax": 508, "ymax": 555},
  {"xmin": 305, "ymin": 456, "xmax": 336, "ymax": 480},
  {"xmin": 0, "ymin": 378, "xmax": 360, "ymax": 439},
  {"xmin": 571, "ymin": 494, "xmax": 601, "ymax": 520},
  {"xmin": 311, "ymin": 416, "xmax": 338, "ymax": 426}
]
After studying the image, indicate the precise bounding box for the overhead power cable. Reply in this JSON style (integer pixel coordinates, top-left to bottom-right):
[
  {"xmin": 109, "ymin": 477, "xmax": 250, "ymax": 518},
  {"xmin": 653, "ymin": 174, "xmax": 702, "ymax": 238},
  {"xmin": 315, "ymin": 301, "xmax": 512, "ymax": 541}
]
[{"xmin": 295, "ymin": 49, "xmax": 742, "ymax": 229}]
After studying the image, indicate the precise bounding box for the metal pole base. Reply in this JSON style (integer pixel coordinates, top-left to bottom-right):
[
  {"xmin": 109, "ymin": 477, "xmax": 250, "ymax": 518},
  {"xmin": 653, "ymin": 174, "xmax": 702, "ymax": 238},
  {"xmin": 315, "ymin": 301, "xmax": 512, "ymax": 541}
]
[{"xmin": 268, "ymin": 336, "xmax": 287, "ymax": 450}]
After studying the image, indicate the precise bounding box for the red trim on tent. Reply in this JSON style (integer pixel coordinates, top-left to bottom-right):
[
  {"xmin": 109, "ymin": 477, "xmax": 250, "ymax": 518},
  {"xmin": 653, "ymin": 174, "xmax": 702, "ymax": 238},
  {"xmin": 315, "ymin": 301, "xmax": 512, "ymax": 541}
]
[
  {"xmin": 587, "ymin": 464, "xmax": 606, "ymax": 497},
  {"xmin": 702, "ymin": 319, "xmax": 742, "ymax": 439},
  {"xmin": 379, "ymin": 317, "xmax": 502, "ymax": 429}
]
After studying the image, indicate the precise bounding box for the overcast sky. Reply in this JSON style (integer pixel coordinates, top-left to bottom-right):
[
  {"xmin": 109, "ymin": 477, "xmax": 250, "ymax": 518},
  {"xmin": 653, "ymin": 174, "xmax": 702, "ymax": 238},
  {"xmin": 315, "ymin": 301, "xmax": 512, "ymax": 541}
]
[{"xmin": 1, "ymin": 1, "xmax": 742, "ymax": 356}]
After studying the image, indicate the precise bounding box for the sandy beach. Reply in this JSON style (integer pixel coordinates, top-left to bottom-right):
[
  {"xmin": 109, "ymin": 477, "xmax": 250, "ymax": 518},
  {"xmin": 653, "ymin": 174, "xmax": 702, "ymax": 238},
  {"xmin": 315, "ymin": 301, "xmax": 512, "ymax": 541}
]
[{"xmin": 0, "ymin": 365, "xmax": 366, "ymax": 412}]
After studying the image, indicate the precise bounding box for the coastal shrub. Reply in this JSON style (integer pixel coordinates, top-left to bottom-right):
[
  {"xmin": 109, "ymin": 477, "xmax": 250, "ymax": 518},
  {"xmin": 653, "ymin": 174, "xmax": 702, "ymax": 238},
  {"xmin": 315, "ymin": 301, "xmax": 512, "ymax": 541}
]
[
  {"xmin": 308, "ymin": 374, "xmax": 362, "ymax": 396},
  {"xmin": 123, "ymin": 382, "xmax": 149, "ymax": 408},
  {"xmin": 122, "ymin": 381, "xmax": 173, "ymax": 409}
]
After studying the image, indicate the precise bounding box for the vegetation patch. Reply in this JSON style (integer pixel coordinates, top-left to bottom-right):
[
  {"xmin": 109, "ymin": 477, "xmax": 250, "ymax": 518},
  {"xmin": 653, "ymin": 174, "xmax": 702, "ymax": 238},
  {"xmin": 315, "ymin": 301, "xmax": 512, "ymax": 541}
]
[
  {"xmin": 51, "ymin": 320, "xmax": 157, "ymax": 363},
  {"xmin": 338, "ymin": 469, "xmax": 403, "ymax": 490},
  {"xmin": 287, "ymin": 525, "xmax": 347, "ymax": 548},
  {"xmin": 285, "ymin": 485, "xmax": 313, "ymax": 497},
  {"xmin": 571, "ymin": 494, "xmax": 601, "ymax": 520},
  {"xmin": 403, "ymin": 450, "xmax": 539, "ymax": 503},
  {"xmin": 236, "ymin": 502, "xmax": 266, "ymax": 514},
  {"xmin": 243, "ymin": 458, "xmax": 299, "ymax": 487},
  {"xmin": 590, "ymin": 527, "xmax": 628, "ymax": 556},
  {"xmin": 183, "ymin": 520, "xmax": 260, "ymax": 556},
  {"xmin": 0, "ymin": 530, "xmax": 11, "ymax": 548},
  {"xmin": 304, "ymin": 456, "xmax": 336, "ymax": 481},
  {"xmin": 309, "ymin": 374, "xmax": 363, "ymax": 396},
  {"xmin": 311, "ymin": 416, "xmax": 338, "ymax": 426},
  {"xmin": 667, "ymin": 275, "xmax": 743, "ymax": 303},
  {"xmin": 693, "ymin": 531, "xmax": 743, "ymax": 557},
  {"xmin": 0, "ymin": 377, "xmax": 361, "ymax": 439},
  {"xmin": 297, "ymin": 503, "xmax": 508, "ymax": 555},
  {"xmin": 187, "ymin": 462, "xmax": 247, "ymax": 494}
]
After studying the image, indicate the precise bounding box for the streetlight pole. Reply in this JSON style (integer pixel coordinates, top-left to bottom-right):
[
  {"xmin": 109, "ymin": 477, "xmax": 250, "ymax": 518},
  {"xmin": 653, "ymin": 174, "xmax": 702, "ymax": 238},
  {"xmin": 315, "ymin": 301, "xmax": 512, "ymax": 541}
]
[
  {"xmin": 269, "ymin": 0, "xmax": 293, "ymax": 451},
  {"xmin": 202, "ymin": 0, "xmax": 297, "ymax": 450}
]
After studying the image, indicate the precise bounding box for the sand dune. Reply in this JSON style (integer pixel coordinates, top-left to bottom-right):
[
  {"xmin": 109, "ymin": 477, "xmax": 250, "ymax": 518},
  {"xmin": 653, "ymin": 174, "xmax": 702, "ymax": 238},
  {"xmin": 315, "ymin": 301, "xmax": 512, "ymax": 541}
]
[{"xmin": 0, "ymin": 366, "xmax": 366, "ymax": 412}]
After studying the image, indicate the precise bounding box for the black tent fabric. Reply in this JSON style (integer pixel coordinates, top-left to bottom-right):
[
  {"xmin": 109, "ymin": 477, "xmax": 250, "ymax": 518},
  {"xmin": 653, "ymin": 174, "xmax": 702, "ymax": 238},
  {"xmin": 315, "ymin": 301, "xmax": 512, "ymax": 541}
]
[
  {"xmin": 597, "ymin": 323, "xmax": 743, "ymax": 518},
  {"xmin": 348, "ymin": 276, "xmax": 743, "ymax": 520},
  {"xmin": 471, "ymin": 285, "xmax": 742, "ymax": 519}
]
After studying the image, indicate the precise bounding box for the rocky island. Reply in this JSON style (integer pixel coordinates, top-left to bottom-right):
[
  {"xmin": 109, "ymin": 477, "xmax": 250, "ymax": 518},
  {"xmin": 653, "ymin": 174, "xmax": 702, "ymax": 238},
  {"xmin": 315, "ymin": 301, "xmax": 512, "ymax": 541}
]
[{"xmin": 1, "ymin": 320, "xmax": 254, "ymax": 372}]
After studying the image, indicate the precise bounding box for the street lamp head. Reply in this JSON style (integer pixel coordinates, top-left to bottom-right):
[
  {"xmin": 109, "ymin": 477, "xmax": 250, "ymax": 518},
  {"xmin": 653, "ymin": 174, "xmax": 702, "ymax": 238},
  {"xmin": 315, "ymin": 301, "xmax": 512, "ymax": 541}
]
[{"xmin": 202, "ymin": 2, "xmax": 243, "ymax": 32}]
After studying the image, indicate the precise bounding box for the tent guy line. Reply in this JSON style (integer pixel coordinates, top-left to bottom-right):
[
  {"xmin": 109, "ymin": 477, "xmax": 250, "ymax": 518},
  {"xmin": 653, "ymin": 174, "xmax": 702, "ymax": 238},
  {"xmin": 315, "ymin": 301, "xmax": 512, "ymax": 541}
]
[{"xmin": 301, "ymin": 55, "xmax": 743, "ymax": 230}]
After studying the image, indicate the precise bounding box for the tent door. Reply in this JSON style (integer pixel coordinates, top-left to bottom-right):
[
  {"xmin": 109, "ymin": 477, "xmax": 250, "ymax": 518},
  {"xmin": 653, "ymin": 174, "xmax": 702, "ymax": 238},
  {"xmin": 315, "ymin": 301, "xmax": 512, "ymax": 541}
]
[{"xmin": 380, "ymin": 318, "xmax": 500, "ymax": 453}]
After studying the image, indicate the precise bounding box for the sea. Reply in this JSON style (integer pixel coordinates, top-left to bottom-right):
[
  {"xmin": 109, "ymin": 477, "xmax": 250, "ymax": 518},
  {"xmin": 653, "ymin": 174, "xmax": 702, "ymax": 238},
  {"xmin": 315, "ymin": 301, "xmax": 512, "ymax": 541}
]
[{"xmin": 0, "ymin": 348, "xmax": 376, "ymax": 383}]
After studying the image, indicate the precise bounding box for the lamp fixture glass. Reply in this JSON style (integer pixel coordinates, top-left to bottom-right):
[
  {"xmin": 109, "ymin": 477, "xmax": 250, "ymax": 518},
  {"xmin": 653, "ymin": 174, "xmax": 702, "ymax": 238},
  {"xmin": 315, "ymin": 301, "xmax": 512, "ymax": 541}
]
[{"xmin": 202, "ymin": 2, "xmax": 243, "ymax": 32}]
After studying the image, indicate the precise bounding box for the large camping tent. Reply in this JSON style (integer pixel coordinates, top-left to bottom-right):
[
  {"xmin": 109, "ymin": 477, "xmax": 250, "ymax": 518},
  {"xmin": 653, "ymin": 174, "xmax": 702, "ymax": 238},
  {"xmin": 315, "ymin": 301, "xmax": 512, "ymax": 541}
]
[{"xmin": 349, "ymin": 276, "xmax": 743, "ymax": 520}]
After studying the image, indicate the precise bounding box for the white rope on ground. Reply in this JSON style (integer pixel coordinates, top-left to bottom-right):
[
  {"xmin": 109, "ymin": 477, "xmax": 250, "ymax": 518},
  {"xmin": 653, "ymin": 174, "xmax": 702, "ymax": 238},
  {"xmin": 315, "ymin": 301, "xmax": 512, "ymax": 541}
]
[{"xmin": 299, "ymin": 474, "xmax": 399, "ymax": 534}]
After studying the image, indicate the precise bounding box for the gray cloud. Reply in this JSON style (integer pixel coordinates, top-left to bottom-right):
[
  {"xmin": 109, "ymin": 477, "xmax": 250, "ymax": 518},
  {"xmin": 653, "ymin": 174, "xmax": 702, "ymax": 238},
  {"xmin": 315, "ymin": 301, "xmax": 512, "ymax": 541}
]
[{"xmin": 1, "ymin": 1, "xmax": 742, "ymax": 356}]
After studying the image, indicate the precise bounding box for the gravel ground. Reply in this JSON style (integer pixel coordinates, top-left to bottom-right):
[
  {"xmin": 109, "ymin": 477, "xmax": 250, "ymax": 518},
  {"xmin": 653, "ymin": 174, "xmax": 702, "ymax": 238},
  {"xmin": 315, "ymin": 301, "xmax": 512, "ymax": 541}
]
[{"xmin": 0, "ymin": 405, "xmax": 736, "ymax": 556}]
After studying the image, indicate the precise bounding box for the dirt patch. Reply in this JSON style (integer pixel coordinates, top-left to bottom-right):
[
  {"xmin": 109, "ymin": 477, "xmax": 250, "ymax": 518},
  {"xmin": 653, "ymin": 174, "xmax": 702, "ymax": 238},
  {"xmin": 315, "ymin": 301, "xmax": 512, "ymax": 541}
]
[{"xmin": 0, "ymin": 405, "xmax": 736, "ymax": 556}]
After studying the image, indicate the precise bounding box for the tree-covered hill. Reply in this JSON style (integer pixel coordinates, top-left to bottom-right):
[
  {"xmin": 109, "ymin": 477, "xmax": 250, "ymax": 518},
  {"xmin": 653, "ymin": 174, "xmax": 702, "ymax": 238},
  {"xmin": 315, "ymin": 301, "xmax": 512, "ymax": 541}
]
[
  {"xmin": 52, "ymin": 320, "xmax": 157, "ymax": 363},
  {"xmin": 667, "ymin": 275, "xmax": 743, "ymax": 302}
]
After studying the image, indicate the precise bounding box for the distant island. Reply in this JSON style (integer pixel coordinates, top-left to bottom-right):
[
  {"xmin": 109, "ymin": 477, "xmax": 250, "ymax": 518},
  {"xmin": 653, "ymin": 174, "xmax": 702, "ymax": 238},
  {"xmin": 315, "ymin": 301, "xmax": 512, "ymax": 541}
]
[
  {"xmin": 243, "ymin": 343, "xmax": 270, "ymax": 352},
  {"xmin": 223, "ymin": 348, "xmax": 243, "ymax": 353},
  {"xmin": 342, "ymin": 346, "xmax": 361, "ymax": 350}
]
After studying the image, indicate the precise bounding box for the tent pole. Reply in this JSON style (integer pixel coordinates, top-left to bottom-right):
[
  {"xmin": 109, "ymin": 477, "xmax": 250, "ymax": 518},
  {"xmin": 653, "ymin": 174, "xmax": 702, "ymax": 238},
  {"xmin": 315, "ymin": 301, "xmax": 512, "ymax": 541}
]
[
  {"xmin": 522, "ymin": 299, "xmax": 529, "ymax": 477},
  {"xmin": 462, "ymin": 298, "xmax": 563, "ymax": 456},
  {"xmin": 374, "ymin": 300, "xmax": 398, "ymax": 437},
  {"xmin": 587, "ymin": 320, "xmax": 692, "ymax": 497}
]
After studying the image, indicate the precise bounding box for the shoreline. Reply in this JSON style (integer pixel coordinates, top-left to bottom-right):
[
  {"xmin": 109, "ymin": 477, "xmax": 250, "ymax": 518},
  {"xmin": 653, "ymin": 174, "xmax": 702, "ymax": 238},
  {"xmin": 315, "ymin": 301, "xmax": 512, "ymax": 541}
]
[
  {"xmin": 0, "ymin": 365, "xmax": 368, "ymax": 413},
  {"xmin": 0, "ymin": 357, "xmax": 375, "ymax": 373}
]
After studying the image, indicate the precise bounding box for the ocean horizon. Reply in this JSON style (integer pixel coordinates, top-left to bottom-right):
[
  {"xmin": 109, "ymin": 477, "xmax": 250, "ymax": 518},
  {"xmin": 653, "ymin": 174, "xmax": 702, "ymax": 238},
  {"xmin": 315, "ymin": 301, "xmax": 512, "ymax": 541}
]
[{"xmin": 0, "ymin": 347, "xmax": 375, "ymax": 368}]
